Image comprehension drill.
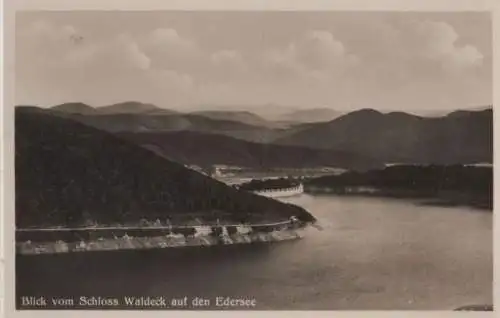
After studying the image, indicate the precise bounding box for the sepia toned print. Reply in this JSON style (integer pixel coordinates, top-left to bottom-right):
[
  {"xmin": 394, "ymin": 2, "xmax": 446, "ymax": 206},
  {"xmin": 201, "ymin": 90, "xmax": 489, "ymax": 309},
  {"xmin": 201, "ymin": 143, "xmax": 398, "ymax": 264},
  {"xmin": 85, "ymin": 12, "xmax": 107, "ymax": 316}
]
[{"xmin": 13, "ymin": 11, "xmax": 492, "ymax": 311}]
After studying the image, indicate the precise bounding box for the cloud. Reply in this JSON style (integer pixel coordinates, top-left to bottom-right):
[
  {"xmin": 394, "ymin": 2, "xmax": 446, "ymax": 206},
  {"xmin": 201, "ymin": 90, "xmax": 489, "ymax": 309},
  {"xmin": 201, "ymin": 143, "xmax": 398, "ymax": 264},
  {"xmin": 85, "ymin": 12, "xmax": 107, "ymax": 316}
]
[
  {"xmin": 147, "ymin": 69, "xmax": 195, "ymax": 92},
  {"xmin": 293, "ymin": 30, "xmax": 353, "ymax": 69},
  {"xmin": 17, "ymin": 20, "xmax": 151, "ymax": 73},
  {"xmin": 261, "ymin": 30, "xmax": 359, "ymax": 81},
  {"xmin": 263, "ymin": 46, "xmax": 301, "ymax": 72},
  {"xmin": 58, "ymin": 34, "xmax": 152, "ymax": 73},
  {"xmin": 90, "ymin": 34, "xmax": 151, "ymax": 71},
  {"xmin": 16, "ymin": 20, "xmax": 198, "ymax": 106},
  {"xmin": 17, "ymin": 20, "xmax": 83, "ymax": 69},
  {"xmin": 147, "ymin": 28, "xmax": 197, "ymax": 53},
  {"xmin": 210, "ymin": 50, "xmax": 245, "ymax": 68},
  {"xmin": 22, "ymin": 19, "xmax": 78, "ymax": 43},
  {"xmin": 15, "ymin": 14, "xmax": 490, "ymax": 110},
  {"xmin": 141, "ymin": 28, "xmax": 201, "ymax": 70},
  {"xmin": 411, "ymin": 21, "xmax": 484, "ymax": 71},
  {"xmin": 143, "ymin": 29, "xmax": 249, "ymax": 80}
]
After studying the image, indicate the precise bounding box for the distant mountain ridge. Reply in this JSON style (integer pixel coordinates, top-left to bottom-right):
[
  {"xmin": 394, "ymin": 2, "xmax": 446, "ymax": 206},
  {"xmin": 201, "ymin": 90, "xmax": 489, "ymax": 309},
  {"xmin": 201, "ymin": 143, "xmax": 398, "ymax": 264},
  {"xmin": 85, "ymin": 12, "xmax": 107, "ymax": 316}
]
[
  {"xmin": 406, "ymin": 105, "xmax": 493, "ymax": 117},
  {"xmin": 98, "ymin": 101, "xmax": 175, "ymax": 114},
  {"xmin": 280, "ymin": 108, "xmax": 343, "ymax": 123},
  {"xmin": 16, "ymin": 105, "xmax": 294, "ymax": 143},
  {"xmin": 186, "ymin": 104, "xmax": 342, "ymax": 124},
  {"xmin": 186, "ymin": 104, "xmax": 303, "ymax": 122},
  {"xmin": 188, "ymin": 110, "xmax": 277, "ymax": 128},
  {"xmin": 16, "ymin": 104, "xmax": 492, "ymax": 166},
  {"xmin": 49, "ymin": 101, "xmax": 178, "ymax": 115},
  {"xmin": 51, "ymin": 102, "xmax": 97, "ymax": 114},
  {"xmin": 275, "ymin": 107, "xmax": 493, "ymax": 165}
]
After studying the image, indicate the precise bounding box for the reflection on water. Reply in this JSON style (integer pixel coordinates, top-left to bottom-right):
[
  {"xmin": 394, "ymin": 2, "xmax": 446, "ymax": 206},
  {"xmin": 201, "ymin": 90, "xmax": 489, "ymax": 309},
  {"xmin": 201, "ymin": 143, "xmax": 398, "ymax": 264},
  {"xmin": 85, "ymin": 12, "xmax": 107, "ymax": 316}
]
[{"xmin": 16, "ymin": 194, "xmax": 493, "ymax": 310}]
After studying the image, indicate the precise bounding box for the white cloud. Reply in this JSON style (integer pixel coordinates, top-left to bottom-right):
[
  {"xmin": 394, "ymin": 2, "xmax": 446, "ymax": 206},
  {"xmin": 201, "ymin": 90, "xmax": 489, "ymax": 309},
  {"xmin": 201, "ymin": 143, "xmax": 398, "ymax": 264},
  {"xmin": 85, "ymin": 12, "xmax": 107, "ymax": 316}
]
[
  {"xmin": 141, "ymin": 28, "xmax": 201, "ymax": 70},
  {"xmin": 92, "ymin": 34, "xmax": 151, "ymax": 71},
  {"xmin": 143, "ymin": 29, "xmax": 249, "ymax": 80},
  {"xmin": 446, "ymin": 44, "xmax": 484, "ymax": 69},
  {"xmin": 294, "ymin": 31, "xmax": 347, "ymax": 68},
  {"xmin": 261, "ymin": 30, "xmax": 359, "ymax": 81},
  {"xmin": 411, "ymin": 21, "xmax": 484, "ymax": 71},
  {"xmin": 147, "ymin": 28, "xmax": 197, "ymax": 53}
]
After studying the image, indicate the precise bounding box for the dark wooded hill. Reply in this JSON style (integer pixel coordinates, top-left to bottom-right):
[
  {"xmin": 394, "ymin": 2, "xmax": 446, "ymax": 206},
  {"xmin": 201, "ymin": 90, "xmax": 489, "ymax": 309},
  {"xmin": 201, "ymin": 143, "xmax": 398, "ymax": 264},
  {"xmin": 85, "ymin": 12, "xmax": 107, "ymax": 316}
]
[
  {"xmin": 117, "ymin": 131, "xmax": 382, "ymax": 170},
  {"xmin": 15, "ymin": 108, "xmax": 314, "ymax": 228},
  {"xmin": 305, "ymin": 164, "xmax": 493, "ymax": 209}
]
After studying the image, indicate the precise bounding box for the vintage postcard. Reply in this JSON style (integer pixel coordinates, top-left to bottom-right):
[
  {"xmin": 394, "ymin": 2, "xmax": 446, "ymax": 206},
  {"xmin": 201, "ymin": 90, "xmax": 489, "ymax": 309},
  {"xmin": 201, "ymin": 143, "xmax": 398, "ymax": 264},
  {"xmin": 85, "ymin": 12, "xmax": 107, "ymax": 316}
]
[{"xmin": 1, "ymin": 0, "xmax": 496, "ymax": 316}]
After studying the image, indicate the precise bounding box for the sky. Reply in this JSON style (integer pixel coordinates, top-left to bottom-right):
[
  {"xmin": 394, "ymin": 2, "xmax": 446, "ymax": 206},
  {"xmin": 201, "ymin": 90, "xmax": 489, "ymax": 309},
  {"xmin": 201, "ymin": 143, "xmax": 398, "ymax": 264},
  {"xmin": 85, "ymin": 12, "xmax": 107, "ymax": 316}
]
[{"xmin": 15, "ymin": 11, "xmax": 492, "ymax": 112}]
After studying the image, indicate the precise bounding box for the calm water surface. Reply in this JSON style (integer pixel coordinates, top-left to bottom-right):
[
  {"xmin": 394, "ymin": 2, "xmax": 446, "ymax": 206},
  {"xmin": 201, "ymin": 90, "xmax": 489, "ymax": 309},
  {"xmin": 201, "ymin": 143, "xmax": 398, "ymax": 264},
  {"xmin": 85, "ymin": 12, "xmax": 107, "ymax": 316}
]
[{"xmin": 16, "ymin": 194, "xmax": 492, "ymax": 310}]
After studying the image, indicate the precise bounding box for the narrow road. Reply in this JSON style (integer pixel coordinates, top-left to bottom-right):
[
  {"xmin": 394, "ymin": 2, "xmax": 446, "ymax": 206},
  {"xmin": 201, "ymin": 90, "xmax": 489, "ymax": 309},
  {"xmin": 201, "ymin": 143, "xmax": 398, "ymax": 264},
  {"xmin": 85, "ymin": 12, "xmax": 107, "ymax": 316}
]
[{"xmin": 16, "ymin": 219, "xmax": 295, "ymax": 232}]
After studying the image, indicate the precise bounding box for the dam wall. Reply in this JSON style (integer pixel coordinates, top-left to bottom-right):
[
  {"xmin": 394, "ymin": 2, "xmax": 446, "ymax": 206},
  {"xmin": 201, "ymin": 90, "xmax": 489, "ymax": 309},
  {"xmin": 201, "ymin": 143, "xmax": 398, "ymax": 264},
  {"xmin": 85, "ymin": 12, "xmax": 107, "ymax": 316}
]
[{"xmin": 252, "ymin": 184, "xmax": 304, "ymax": 198}]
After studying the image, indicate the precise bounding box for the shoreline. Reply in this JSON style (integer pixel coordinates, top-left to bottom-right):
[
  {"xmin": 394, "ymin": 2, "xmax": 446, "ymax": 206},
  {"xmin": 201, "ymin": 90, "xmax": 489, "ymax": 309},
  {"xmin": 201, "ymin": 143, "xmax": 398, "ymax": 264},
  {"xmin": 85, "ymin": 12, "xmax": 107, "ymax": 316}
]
[
  {"xmin": 304, "ymin": 187, "xmax": 492, "ymax": 210},
  {"xmin": 16, "ymin": 222, "xmax": 311, "ymax": 255}
]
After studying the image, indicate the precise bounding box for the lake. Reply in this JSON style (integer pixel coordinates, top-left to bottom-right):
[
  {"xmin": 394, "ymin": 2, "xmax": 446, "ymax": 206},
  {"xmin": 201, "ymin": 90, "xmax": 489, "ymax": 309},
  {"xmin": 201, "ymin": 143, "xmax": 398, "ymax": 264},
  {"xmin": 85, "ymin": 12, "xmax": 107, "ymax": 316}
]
[{"xmin": 16, "ymin": 194, "xmax": 493, "ymax": 310}]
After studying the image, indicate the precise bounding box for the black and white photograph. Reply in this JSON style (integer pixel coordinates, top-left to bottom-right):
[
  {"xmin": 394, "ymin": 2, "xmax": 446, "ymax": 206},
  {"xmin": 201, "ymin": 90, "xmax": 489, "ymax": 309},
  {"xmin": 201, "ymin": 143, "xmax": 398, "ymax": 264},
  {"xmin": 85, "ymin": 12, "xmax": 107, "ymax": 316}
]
[{"xmin": 12, "ymin": 9, "xmax": 493, "ymax": 311}]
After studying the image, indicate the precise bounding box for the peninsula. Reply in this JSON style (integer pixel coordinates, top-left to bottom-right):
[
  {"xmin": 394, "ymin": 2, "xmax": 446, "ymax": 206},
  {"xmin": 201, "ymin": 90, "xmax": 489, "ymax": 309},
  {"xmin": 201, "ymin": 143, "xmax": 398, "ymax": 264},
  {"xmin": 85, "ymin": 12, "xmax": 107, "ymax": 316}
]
[{"xmin": 15, "ymin": 108, "xmax": 316, "ymax": 254}]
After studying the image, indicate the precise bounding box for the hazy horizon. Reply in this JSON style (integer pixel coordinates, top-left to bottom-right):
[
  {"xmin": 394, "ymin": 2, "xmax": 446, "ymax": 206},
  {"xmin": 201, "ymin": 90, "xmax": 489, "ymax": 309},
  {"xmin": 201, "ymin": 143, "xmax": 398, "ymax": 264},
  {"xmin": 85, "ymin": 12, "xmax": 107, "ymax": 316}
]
[
  {"xmin": 14, "ymin": 100, "xmax": 492, "ymax": 116},
  {"xmin": 15, "ymin": 11, "xmax": 492, "ymax": 113}
]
